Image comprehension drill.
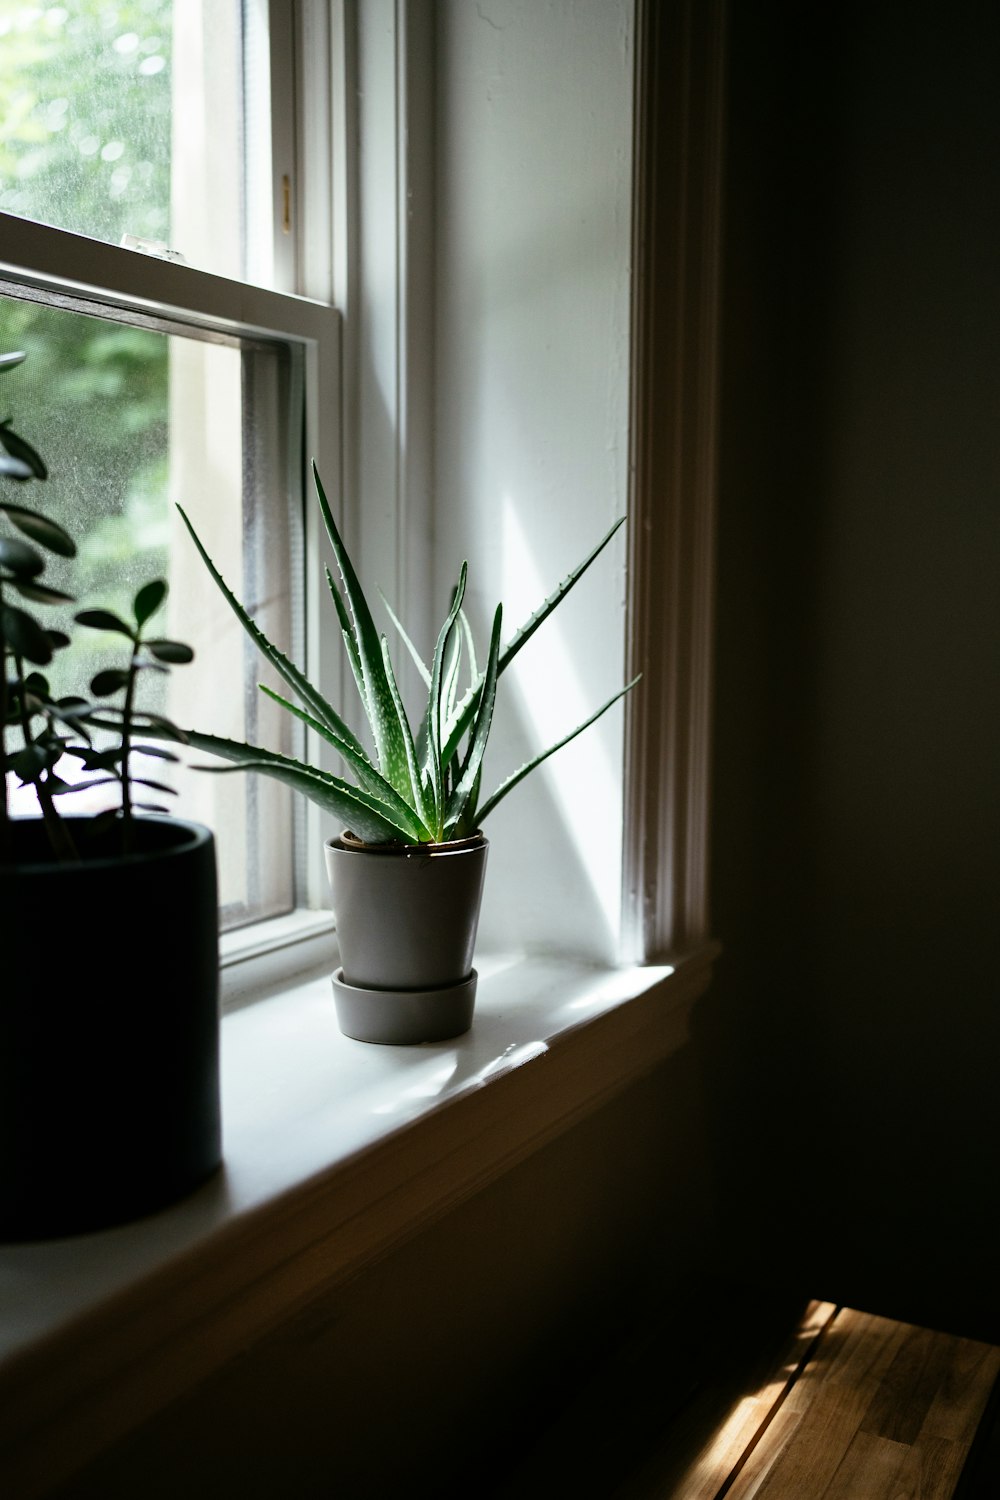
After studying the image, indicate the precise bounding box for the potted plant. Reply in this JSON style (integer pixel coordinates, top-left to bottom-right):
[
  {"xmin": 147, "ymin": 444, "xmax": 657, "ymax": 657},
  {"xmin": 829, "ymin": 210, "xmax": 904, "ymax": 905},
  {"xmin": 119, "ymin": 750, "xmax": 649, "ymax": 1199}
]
[
  {"xmin": 0, "ymin": 349, "xmax": 221, "ymax": 1241},
  {"xmin": 173, "ymin": 461, "xmax": 638, "ymax": 1045}
]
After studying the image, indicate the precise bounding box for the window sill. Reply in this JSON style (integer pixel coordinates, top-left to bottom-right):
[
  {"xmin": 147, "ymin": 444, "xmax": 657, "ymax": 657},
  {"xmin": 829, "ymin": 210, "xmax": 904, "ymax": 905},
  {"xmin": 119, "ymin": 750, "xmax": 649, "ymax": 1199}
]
[{"xmin": 0, "ymin": 942, "xmax": 717, "ymax": 1498}]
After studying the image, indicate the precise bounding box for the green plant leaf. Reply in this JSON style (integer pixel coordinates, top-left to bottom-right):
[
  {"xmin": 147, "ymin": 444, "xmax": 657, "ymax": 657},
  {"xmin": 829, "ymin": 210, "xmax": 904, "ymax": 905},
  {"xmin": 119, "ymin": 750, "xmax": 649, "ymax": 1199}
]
[
  {"xmin": 13, "ymin": 581, "xmax": 75, "ymax": 605},
  {"xmin": 0, "ymin": 535, "xmax": 45, "ymax": 579},
  {"xmin": 76, "ymin": 608, "xmax": 134, "ymax": 637},
  {"xmin": 130, "ymin": 776, "xmax": 176, "ymax": 796},
  {"xmin": 47, "ymin": 775, "xmax": 84, "ymax": 797},
  {"xmin": 442, "ymin": 609, "xmax": 463, "ymax": 724},
  {"xmin": 0, "ymin": 453, "xmax": 33, "ymax": 480},
  {"xmin": 476, "ymin": 674, "xmax": 640, "ymax": 824},
  {"xmin": 442, "ymin": 515, "xmax": 627, "ymax": 767},
  {"xmin": 459, "ymin": 608, "xmax": 478, "ymax": 687},
  {"xmin": 176, "ymin": 502, "xmax": 368, "ymax": 761},
  {"xmin": 69, "ymin": 746, "xmax": 125, "ymax": 771},
  {"xmin": 90, "ymin": 668, "xmax": 130, "ymax": 696},
  {"xmin": 125, "ymin": 711, "xmax": 189, "ymax": 739},
  {"xmin": 327, "ymin": 566, "xmax": 366, "ymax": 706},
  {"xmin": 257, "ymin": 682, "xmax": 431, "ymax": 837},
  {"xmin": 145, "ymin": 639, "xmax": 194, "ymax": 664},
  {"xmin": 0, "ymin": 422, "xmax": 47, "ymax": 480},
  {"xmin": 0, "ymin": 503, "xmax": 76, "ymax": 558},
  {"xmin": 131, "ymin": 744, "xmax": 180, "ymax": 763},
  {"xmin": 337, "ymin": 623, "xmax": 369, "ymax": 719},
  {"xmin": 134, "ymin": 578, "xmax": 167, "ymax": 627},
  {"xmin": 423, "ymin": 562, "xmax": 468, "ymax": 838},
  {"xmin": 312, "ymin": 463, "xmax": 412, "ymax": 798},
  {"xmin": 2, "ymin": 603, "xmax": 52, "ymax": 664},
  {"xmin": 175, "ymin": 727, "xmax": 420, "ymax": 843},
  {"xmin": 445, "ymin": 603, "xmax": 502, "ymax": 838},
  {"xmin": 381, "ymin": 637, "xmax": 434, "ymax": 835},
  {"xmin": 379, "ymin": 586, "xmax": 431, "ymax": 688},
  {"xmin": 9, "ymin": 742, "xmax": 57, "ymax": 780}
]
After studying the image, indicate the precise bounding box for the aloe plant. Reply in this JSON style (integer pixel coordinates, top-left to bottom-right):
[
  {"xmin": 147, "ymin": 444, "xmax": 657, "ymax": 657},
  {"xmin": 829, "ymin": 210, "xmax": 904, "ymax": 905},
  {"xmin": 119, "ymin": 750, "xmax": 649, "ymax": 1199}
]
[{"xmin": 176, "ymin": 462, "xmax": 638, "ymax": 846}]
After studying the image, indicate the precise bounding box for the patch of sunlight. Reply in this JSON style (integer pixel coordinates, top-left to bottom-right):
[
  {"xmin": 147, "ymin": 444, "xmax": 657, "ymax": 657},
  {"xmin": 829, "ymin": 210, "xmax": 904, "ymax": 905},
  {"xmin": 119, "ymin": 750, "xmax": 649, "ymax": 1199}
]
[
  {"xmin": 470, "ymin": 1039, "xmax": 550, "ymax": 1084},
  {"xmin": 369, "ymin": 1056, "xmax": 460, "ymax": 1115},
  {"xmin": 499, "ymin": 497, "xmax": 624, "ymax": 939},
  {"xmin": 557, "ymin": 963, "xmax": 675, "ymax": 1018}
]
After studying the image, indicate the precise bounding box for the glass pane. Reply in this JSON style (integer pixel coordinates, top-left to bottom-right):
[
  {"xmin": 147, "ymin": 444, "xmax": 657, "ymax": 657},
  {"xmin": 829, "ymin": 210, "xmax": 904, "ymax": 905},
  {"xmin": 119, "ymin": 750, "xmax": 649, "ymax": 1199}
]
[
  {"xmin": 0, "ymin": 293, "xmax": 296, "ymax": 929},
  {"xmin": 0, "ymin": 1, "xmax": 245, "ymax": 281}
]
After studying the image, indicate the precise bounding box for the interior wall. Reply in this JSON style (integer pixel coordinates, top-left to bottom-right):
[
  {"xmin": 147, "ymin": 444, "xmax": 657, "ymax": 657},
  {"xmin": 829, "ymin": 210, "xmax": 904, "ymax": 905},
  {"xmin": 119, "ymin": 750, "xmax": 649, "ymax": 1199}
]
[
  {"xmin": 704, "ymin": 0, "xmax": 1000, "ymax": 1339},
  {"xmin": 431, "ymin": 0, "xmax": 635, "ymax": 965}
]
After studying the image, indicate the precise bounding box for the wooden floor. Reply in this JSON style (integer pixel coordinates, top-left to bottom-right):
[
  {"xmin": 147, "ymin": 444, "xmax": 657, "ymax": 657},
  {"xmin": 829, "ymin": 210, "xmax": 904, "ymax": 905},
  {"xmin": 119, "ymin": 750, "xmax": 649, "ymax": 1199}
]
[
  {"xmin": 485, "ymin": 1292, "xmax": 1000, "ymax": 1499},
  {"xmin": 659, "ymin": 1301, "xmax": 1000, "ymax": 1498}
]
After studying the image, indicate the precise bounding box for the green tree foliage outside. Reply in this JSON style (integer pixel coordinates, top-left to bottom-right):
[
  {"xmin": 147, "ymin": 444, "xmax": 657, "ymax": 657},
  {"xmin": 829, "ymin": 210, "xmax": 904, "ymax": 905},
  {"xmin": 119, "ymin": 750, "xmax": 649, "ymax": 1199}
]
[
  {"xmin": 0, "ymin": 1, "xmax": 175, "ymax": 694},
  {"xmin": 0, "ymin": 0, "xmax": 173, "ymax": 245}
]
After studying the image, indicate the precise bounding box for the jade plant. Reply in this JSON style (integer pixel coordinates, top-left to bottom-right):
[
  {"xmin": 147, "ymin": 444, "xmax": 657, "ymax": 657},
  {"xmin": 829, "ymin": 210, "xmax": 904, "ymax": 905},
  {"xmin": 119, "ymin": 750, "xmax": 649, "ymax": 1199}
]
[
  {"xmin": 1, "ymin": 348, "xmax": 193, "ymax": 862},
  {"xmin": 175, "ymin": 462, "xmax": 639, "ymax": 846}
]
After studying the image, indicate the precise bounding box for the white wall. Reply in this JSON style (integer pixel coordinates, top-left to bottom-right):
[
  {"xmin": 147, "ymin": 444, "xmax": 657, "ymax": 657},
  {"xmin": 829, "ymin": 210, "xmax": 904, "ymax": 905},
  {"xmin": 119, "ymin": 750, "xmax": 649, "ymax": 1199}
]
[{"xmin": 431, "ymin": 0, "xmax": 635, "ymax": 963}]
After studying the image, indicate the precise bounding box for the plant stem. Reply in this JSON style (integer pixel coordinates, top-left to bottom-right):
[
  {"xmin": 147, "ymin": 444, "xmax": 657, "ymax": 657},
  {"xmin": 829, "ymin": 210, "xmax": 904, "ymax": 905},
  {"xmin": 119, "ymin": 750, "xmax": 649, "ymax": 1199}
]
[
  {"xmin": 121, "ymin": 634, "xmax": 139, "ymax": 854},
  {"xmin": 13, "ymin": 651, "xmax": 78, "ymax": 861}
]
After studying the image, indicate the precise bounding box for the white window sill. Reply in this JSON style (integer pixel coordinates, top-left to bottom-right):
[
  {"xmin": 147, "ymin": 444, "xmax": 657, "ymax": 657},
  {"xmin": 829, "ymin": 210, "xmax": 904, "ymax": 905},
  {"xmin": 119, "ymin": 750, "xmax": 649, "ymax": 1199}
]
[{"xmin": 0, "ymin": 941, "xmax": 716, "ymax": 1498}]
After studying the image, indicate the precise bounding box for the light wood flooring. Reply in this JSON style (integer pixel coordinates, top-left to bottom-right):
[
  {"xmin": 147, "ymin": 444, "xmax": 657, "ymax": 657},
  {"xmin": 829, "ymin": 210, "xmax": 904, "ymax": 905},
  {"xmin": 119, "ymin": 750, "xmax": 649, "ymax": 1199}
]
[
  {"xmin": 655, "ymin": 1301, "xmax": 1000, "ymax": 1498},
  {"xmin": 485, "ymin": 1292, "xmax": 1000, "ymax": 1499}
]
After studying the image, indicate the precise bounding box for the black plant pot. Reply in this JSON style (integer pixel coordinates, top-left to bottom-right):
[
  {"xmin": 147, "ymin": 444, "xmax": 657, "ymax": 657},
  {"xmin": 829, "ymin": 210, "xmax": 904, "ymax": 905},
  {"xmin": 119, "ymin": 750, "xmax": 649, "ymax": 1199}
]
[{"xmin": 0, "ymin": 816, "xmax": 222, "ymax": 1241}]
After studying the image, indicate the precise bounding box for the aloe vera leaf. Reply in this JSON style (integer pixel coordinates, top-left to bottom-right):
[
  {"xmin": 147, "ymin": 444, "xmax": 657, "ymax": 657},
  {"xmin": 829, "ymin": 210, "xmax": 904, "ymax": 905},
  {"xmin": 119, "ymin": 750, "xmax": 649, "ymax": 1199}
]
[
  {"xmin": 459, "ymin": 608, "xmax": 478, "ymax": 685},
  {"xmin": 175, "ymin": 727, "xmax": 424, "ymax": 842},
  {"xmin": 443, "ymin": 612, "xmax": 463, "ymax": 723},
  {"xmin": 450, "ymin": 763, "xmax": 482, "ymax": 841},
  {"xmin": 475, "ymin": 674, "xmax": 640, "ymax": 825},
  {"xmin": 379, "ymin": 586, "xmax": 431, "ymax": 688},
  {"xmin": 176, "ymin": 504, "xmax": 367, "ymax": 761},
  {"xmin": 312, "ymin": 463, "xmax": 411, "ymax": 798},
  {"xmin": 257, "ymin": 682, "xmax": 419, "ymax": 827},
  {"xmin": 442, "ymin": 515, "xmax": 627, "ymax": 767},
  {"xmin": 327, "ymin": 566, "xmax": 366, "ymax": 708},
  {"xmin": 420, "ymin": 570, "xmax": 467, "ymax": 774},
  {"xmin": 339, "ymin": 622, "xmax": 369, "ymax": 722},
  {"xmin": 423, "ymin": 562, "xmax": 468, "ymax": 838},
  {"xmin": 444, "ymin": 603, "xmax": 502, "ymax": 837},
  {"xmin": 380, "ymin": 638, "xmax": 435, "ymax": 836}
]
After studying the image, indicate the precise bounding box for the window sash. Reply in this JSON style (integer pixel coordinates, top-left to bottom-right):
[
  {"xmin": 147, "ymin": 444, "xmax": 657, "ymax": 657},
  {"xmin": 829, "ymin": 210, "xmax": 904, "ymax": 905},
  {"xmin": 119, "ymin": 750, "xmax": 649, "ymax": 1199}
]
[{"xmin": 0, "ymin": 210, "xmax": 342, "ymax": 929}]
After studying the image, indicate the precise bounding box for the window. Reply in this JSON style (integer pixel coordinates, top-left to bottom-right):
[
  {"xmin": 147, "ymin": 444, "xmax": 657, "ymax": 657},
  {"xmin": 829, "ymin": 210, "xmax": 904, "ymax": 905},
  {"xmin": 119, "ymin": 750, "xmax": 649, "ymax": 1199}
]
[{"xmin": 0, "ymin": 1, "xmax": 339, "ymax": 937}]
